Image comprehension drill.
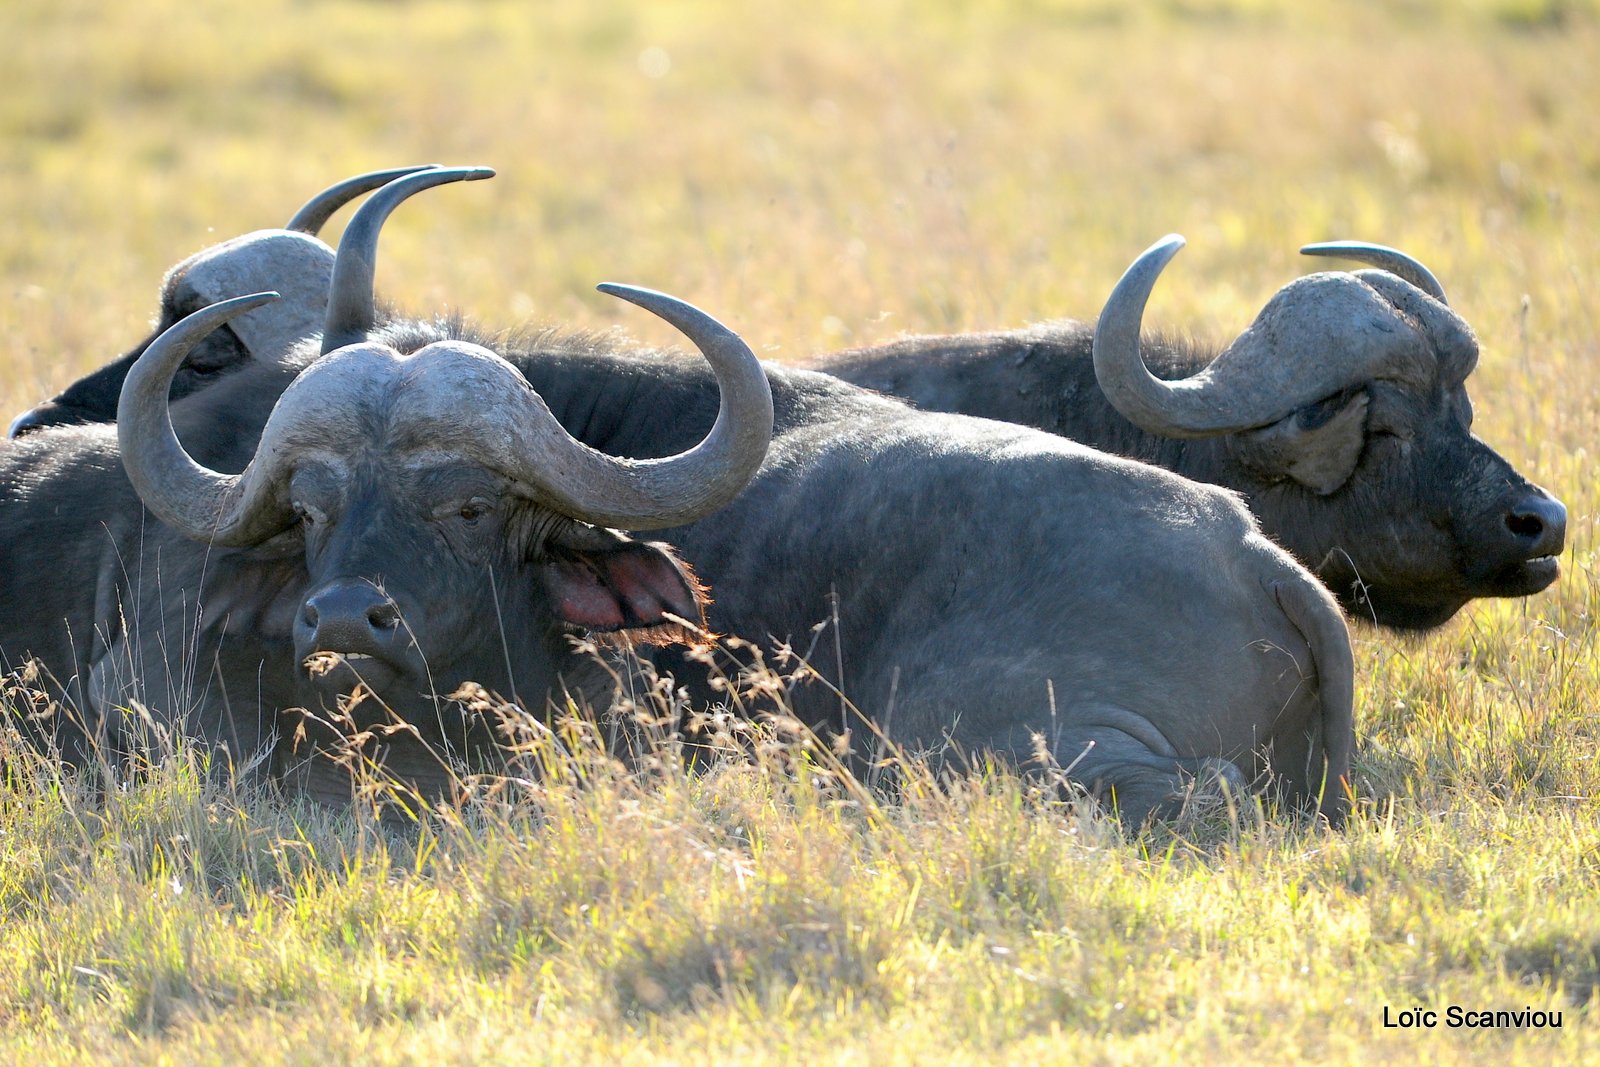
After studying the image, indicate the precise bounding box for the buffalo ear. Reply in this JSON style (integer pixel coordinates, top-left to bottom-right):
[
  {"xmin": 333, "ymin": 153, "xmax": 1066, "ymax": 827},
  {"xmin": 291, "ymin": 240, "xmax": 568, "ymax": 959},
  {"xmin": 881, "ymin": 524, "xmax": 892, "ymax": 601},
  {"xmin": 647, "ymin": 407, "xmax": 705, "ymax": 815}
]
[
  {"xmin": 1230, "ymin": 390, "xmax": 1369, "ymax": 496},
  {"xmin": 539, "ymin": 525, "xmax": 708, "ymax": 637},
  {"xmin": 198, "ymin": 548, "xmax": 309, "ymax": 638}
]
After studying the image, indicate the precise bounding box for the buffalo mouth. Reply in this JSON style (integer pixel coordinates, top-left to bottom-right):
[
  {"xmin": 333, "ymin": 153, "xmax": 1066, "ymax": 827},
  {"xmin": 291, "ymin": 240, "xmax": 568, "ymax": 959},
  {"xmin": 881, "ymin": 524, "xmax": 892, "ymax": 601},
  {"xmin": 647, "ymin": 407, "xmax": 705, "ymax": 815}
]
[
  {"xmin": 1477, "ymin": 555, "xmax": 1561, "ymax": 598},
  {"xmin": 301, "ymin": 650, "xmax": 420, "ymax": 711}
]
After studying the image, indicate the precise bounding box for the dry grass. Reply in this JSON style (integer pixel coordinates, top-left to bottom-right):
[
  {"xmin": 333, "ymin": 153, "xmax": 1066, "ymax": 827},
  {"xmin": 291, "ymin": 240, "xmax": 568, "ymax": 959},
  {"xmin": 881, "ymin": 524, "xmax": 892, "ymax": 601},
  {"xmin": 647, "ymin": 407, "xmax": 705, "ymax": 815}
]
[{"xmin": 1, "ymin": 0, "xmax": 1598, "ymax": 1061}]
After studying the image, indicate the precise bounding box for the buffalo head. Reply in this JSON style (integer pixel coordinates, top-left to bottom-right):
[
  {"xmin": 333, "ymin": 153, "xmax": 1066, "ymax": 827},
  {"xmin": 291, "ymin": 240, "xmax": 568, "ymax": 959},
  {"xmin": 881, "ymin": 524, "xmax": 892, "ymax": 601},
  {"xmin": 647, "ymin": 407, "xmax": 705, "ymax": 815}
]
[
  {"xmin": 9, "ymin": 165, "xmax": 442, "ymax": 438},
  {"xmin": 1095, "ymin": 236, "xmax": 1565, "ymax": 629},
  {"xmin": 116, "ymin": 167, "xmax": 774, "ymax": 791}
]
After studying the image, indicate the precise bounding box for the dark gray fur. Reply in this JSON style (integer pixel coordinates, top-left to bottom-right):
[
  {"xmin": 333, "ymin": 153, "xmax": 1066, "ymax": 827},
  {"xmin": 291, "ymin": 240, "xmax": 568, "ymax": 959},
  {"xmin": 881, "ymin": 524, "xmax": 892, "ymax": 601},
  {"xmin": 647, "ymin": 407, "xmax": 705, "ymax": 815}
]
[{"xmin": 4, "ymin": 196, "xmax": 1373, "ymax": 828}]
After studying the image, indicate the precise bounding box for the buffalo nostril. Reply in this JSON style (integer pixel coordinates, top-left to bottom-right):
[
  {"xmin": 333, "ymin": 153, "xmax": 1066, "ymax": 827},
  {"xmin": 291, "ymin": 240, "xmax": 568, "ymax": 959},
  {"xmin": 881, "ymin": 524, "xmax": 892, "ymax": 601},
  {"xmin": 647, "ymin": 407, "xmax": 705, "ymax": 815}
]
[
  {"xmin": 301, "ymin": 582, "xmax": 405, "ymax": 655},
  {"xmin": 1504, "ymin": 492, "xmax": 1567, "ymax": 555},
  {"xmin": 1505, "ymin": 510, "xmax": 1544, "ymax": 540}
]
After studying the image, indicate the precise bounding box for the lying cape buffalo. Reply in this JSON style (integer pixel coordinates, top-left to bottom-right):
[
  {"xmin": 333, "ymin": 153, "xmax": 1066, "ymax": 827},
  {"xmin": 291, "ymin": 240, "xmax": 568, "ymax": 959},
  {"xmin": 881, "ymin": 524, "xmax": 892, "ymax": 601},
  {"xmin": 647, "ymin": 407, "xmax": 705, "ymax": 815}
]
[
  {"xmin": 258, "ymin": 339, "xmax": 1367, "ymax": 824},
  {"xmin": 820, "ymin": 237, "xmax": 1566, "ymax": 630},
  {"xmin": 522, "ymin": 344, "xmax": 1357, "ymax": 825},
  {"xmin": 0, "ymin": 167, "xmax": 775, "ymax": 803}
]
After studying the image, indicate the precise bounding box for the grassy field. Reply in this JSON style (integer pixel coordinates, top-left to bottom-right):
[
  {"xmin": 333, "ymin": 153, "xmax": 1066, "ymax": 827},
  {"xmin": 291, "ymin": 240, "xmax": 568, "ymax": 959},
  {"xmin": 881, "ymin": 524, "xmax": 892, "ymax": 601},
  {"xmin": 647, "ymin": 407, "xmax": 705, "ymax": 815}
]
[{"xmin": 2, "ymin": 0, "xmax": 1599, "ymax": 1061}]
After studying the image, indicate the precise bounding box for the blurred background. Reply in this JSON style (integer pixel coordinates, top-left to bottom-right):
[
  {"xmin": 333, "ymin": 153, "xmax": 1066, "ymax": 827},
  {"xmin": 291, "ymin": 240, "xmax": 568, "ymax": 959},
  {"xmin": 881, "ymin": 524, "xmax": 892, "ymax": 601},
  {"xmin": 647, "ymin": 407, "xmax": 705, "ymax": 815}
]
[{"xmin": 1, "ymin": 0, "xmax": 1593, "ymax": 491}]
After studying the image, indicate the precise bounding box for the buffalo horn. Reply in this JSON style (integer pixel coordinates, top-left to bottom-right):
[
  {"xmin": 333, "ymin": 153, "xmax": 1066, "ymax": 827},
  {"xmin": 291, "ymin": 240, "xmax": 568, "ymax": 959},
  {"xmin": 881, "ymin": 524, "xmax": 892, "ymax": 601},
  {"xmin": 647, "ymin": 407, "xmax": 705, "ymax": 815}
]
[
  {"xmin": 321, "ymin": 166, "xmax": 496, "ymax": 353},
  {"xmin": 118, "ymin": 293, "xmax": 298, "ymax": 546},
  {"xmin": 492, "ymin": 283, "xmax": 774, "ymax": 530},
  {"xmin": 1092, "ymin": 234, "xmax": 1244, "ymax": 438},
  {"xmin": 1094, "ymin": 235, "xmax": 1440, "ymax": 438},
  {"xmin": 1300, "ymin": 241, "xmax": 1448, "ymax": 304},
  {"xmin": 283, "ymin": 165, "xmax": 442, "ymax": 235}
]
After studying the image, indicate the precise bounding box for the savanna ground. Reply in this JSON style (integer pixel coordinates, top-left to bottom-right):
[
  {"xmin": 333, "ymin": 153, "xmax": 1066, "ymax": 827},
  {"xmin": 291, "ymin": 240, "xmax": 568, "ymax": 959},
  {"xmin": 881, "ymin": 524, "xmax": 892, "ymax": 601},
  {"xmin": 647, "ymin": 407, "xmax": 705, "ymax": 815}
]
[{"xmin": 2, "ymin": 0, "xmax": 1598, "ymax": 1061}]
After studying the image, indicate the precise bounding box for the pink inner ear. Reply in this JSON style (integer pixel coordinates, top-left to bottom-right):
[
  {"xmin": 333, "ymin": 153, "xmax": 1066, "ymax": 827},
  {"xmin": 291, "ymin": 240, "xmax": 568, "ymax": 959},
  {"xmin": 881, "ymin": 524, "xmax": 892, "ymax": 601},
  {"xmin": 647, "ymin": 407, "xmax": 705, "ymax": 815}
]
[{"xmin": 542, "ymin": 543, "xmax": 700, "ymax": 631}]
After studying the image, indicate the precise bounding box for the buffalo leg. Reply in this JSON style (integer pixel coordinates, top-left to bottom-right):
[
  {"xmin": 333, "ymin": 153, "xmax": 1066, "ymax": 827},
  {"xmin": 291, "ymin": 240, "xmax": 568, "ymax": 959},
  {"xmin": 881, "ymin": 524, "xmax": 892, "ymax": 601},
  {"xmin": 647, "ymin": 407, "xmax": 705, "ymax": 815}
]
[{"xmin": 993, "ymin": 719, "xmax": 1250, "ymax": 827}]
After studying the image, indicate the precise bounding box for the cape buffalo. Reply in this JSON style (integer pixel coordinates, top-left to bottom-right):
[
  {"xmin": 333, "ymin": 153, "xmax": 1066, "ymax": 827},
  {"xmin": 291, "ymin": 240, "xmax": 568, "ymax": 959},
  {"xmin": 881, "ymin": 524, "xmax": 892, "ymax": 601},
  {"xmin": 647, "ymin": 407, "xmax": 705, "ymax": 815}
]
[
  {"xmin": 8, "ymin": 165, "xmax": 441, "ymax": 438},
  {"xmin": 819, "ymin": 237, "xmax": 1566, "ymax": 630},
  {"xmin": 0, "ymin": 167, "xmax": 775, "ymax": 802}
]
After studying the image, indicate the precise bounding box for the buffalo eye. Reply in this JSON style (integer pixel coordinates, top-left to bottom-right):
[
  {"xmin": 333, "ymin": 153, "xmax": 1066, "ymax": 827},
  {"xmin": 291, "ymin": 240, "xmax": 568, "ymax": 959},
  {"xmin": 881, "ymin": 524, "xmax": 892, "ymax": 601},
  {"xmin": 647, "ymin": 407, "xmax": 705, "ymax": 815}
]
[
  {"xmin": 457, "ymin": 498, "xmax": 493, "ymax": 525},
  {"xmin": 1296, "ymin": 386, "xmax": 1365, "ymax": 431},
  {"xmin": 181, "ymin": 326, "xmax": 243, "ymax": 377}
]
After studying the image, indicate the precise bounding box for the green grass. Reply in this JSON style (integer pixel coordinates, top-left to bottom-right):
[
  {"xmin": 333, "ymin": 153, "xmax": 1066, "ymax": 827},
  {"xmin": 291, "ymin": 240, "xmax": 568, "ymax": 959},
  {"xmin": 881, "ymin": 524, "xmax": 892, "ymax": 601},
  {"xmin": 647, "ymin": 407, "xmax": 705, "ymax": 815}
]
[{"xmin": 2, "ymin": 0, "xmax": 1598, "ymax": 1061}]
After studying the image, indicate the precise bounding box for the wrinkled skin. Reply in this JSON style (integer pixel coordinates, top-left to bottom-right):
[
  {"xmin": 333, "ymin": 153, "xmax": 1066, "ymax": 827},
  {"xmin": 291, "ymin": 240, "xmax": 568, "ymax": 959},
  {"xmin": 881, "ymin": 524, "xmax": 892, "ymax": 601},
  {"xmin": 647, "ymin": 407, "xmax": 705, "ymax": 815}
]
[{"xmin": 820, "ymin": 316, "xmax": 1564, "ymax": 630}]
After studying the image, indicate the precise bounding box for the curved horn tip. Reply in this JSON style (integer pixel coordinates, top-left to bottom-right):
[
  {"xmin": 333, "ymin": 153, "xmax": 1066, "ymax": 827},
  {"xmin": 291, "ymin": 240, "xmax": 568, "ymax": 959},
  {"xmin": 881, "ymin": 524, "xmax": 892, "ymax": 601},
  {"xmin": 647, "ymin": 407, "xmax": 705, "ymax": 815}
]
[
  {"xmin": 596, "ymin": 283, "xmax": 725, "ymax": 328},
  {"xmin": 1297, "ymin": 240, "xmax": 1448, "ymax": 304},
  {"xmin": 283, "ymin": 165, "xmax": 447, "ymax": 234},
  {"xmin": 1138, "ymin": 232, "xmax": 1186, "ymax": 267},
  {"xmin": 1300, "ymin": 240, "xmax": 1385, "ymax": 260},
  {"xmin": 206, "ymin": 290, "xmax": 283, "ymax": 315},
  {"xmin": 127, "ymin": 290, "xmax": 282, "ymax": 374},
  {"xmin": 1301, "ymin": 240, "xmax": 1380, "ymax": 255},
  {"xmin": 1109, "ymin": 234, "xmax": 1187, "ymax": 285},
  {"xmin": 595, "ymin": 281, "xmax": 666, "ymax": 303},
  {"xmin": 1105, "ymin": 234, "xmax": 1186, "ymax": 299},
  {"xmin": 1150, "ymin": 232, "xmax": 1187, "ymax": 254},
  {"xmin": 8, "ymin": 408, "xmax": 49, "ymax": 439}
]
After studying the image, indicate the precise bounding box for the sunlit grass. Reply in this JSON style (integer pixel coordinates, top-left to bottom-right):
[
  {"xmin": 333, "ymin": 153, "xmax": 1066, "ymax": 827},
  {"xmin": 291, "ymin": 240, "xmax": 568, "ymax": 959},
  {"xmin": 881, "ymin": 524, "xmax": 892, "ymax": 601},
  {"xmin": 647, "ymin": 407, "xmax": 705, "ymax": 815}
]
[
  {"xmin": 3, "ymin": 674, "xmax": 1597, "ymax": 1063},
  {"xmin": 1, "ymin": 0, "xmax": 1598, "ymax": 1061}
]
